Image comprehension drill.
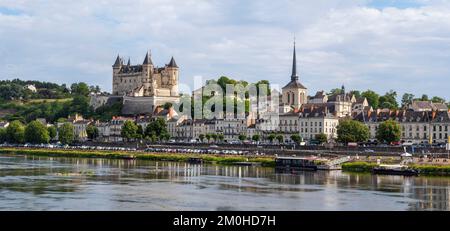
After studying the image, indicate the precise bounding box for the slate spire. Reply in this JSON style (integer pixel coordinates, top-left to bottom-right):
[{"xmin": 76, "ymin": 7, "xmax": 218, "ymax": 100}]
[
  {"xmin": 291, "ymin": 39, "xmax": 298, "ymax": 81},
  {"xmin": 168, "ymin": 56, "xmax": 178, "ymax": 68}
]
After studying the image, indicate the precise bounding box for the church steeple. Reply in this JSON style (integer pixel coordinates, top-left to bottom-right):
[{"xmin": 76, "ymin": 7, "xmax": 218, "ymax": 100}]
[{"xmin": 291, "ymin": 39, "xmax": 298, "ymax": 81}]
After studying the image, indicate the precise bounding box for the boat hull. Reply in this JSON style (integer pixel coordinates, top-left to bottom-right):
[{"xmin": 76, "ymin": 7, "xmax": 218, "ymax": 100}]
[{"xmin": 372, "ymin": 168, "xmax": 418, "ymax": 176}]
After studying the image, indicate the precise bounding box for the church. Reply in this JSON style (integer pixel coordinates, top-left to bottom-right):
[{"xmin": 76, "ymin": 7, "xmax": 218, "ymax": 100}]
[{"xmin": 280, "ymin": 41, "xmax": 308, "ymax": 113}]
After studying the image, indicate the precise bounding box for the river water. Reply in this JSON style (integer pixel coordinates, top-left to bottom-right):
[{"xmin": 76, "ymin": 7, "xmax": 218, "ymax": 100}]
[{"xmin": 0, "ymin": 154, "xmax": 449, "ymax": 211}]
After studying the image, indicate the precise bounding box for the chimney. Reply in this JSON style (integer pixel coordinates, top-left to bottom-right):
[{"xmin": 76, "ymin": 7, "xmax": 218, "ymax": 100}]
[{"xmin": 432, "ymin": 110, "xmax": 437, "ymax": 120}]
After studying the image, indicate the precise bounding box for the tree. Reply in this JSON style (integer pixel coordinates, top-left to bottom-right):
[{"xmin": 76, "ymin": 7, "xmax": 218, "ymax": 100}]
[
  {"xmin": 361, "ymin": 90, "xmax": 380, "ymax": 109},
  {"xmin": 136, "ymin": 125, "xmax": 144, "ymax": 139},
  {"xmin": 211, "ymin": 134, "xmax": 218, "ymax": 142},
  {"xmin": 267, "ymin": 134, "xmax": 276, "ymax": 143},
  {"xmin": 328, "ymin": 88, "xmax": 343, "ymax": 97},
  {"xmin": 70, "ymin": 82, "xmax": 90, "ymax": 96},
  {"xmin": 376, "ymin": 119, "xmax": 401, "ymax": 144},
  {"xmin": 218, "ymin": 134, "xmax": 224, "ymax": 142},
  {"xmin": 238, "ymin": 134, "xmax": 246, "ymax": 141},
  {"xmin": 379, "ymin": 90, "xmax": 398, "ymax": 109},
  {"xmin": 420, "ymin": 94, "xmax": 429, "ymax": 101},
  {"xmin": 350, "ymin": 90, "xmax": 361, "ymax": 99},
  {"xmin": 86, "ymin": 124, "xmax": 99, "ymax": 140},
  {"xmin": 276, "ymin": 134, "xmax": 284, "ymax": 143},
  {"xmin": 25, "ymin": 120, "xmax": 50, "ymax": 144},
  {"xmin": 290, "ymin": 134, "xmax": 301, "ymax": 144},
  {"xmin": 0, "ymin": 128, "xmax": 7, "ymax": 143},
  {"xmin": 252, "ymin": 134, "xmax": 260, "ymax": 142},
  {"xmin": 58, "ymin": 123, "xmax": 74, "ymax": 145},
  {"xmin": 336, "ymin": 119, "xmax": 370, "ymax": 143},
  {"xmin": 121, "ymin": 120, "xmax": 138, "ymax": 142},
  {"xmin": 205, "ymin": 134, "xmax": 211, "ymax": 142},
  {"xmin": 145, "ymin": 118, "xmax": 169, "ymax": 141},
  {"xmin": 315, "ymin": 133, "xmax": 328, "ymax": 144},
  {"xmin": 431, "ymin": 96, "xmax": 445, "ymax": 103},
  {"xmin": 401, "ymin": 93, "xmax": 415, "ymax": 108},
  {"xmin": 199, "ymin": 134, "xmax": 205, "ymax": 142},
  {"xmin": 6, "ymin": 120, "xmax": 25, "ymax": 144},
  {"xmin": 47, "ymin": 126, "xmax": 57, "ymax": 140}
]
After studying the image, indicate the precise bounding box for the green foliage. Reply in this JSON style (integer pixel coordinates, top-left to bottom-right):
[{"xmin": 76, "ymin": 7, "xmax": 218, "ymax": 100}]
[
  {"xmin": 47, "ymin": 126, "xmax": 57, "ymax": 140},
  {"xmin": 376, "ymin": 119, "xmax": 401, "ymax": 143},
  {"xmin": 431, "ymin": 96, "xmax": 445, "ymax": 103},
  {"xmin": 342, "ymin": 162, "xmax": 378, "ymax": 172},
  {"xmin": 350, "ymin": 90, "xmax": 361, "ymax": 99},
  {"xmin": 6, "ymin": 120, "xmax": 25, "ymax": 144},
  {"xmin": 336, "ymin": 119, "xmax": 370, "ymax": 143},
  {"xmin": 70, "ymin": 82, "xmax": 90, "ymax": 96},
  {"xmin": 211, "ymin": 134, "xmax": 218, "ymax": 141},
  {"xmin": 25, "ymin": 120, "xmax": 50, "ymax": 144},
  {"xmin": 290, "ymin": 134, "xmax": 301, "ymax": 144},
  {"xmin": 86, "ymin": 124, "xmax": 99, "ymax": 140},
  {"xmin": 315, "ymin": 133, "xmax": 328, "ymax": 144},
  {"xmin": 328, "ymin": 88, "xmax": 343, "ymax": 97},
  {"xmin": 276, "ymin": 134, "xmax": 284, "ymax": 143},
  {"xmin": 145, "ymin": 118, "xmax": 169, "ymax": 141},
  {"xmin": 205, "ymin": 134, "xmax": 211, "ymax": 141},
  {"xmin": 401, "ymin": 93, "xmax": 414, "ymax": 108},
  {"xmin": 199, "ymin": 134, "xmax": 206, "ymax": 142},
  {"xmin": 238, "ymin": 134, "xmax": 246, "ymax": 141},
  {"xmin": 267, "ymin": 134, "xmax": 276, "ymax": 143},
  {"xmin": 121, "ymin": 120, "xmax": 138, "ymax": 141},
  {"xmin": 0, "ymin": 79, "xmax": 70, "ymax": 101},
  {"xmin": 379, "ymin": 90, "xmax": 398, "ymax": 109},
  {"xmin": 361, "ymin": 90, "xmax": 380, "ymax": 109},
  {"xmin": 410, "ymin": 165, "xmax": 450, "ymax": 176},
  {"xmin": 58, "ymin": 123, "xmax": 74, "ymax": 145},
  {"xmin": 252, "ymin": 134, "xmax": 260, "ymax": 142},
  {"xmin": 218, "ymin": 134, "xmax": 224, "ymax": 141},
  {"xmin": 92, "ymin": 100, "xmax": 123, "ymax": 121},
  {"xmin": 0, "ymin": 128, "xmax": 7, "ymax": 143}
]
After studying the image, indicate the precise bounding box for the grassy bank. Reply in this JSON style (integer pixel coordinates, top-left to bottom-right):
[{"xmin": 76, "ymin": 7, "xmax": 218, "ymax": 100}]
[
  {"xmin": 0, "ymin": 148, "xmax": 275, "ymax": 167},
  {"xmin": 342, "ymin": 161, "xmax": 450, "ymax": 176},
  {"xmin": 341, "ymin": 162, "xmax": 379, "ymax": 173}
]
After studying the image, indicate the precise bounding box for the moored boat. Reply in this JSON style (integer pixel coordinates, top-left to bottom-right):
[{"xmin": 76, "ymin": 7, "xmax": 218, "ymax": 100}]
[{"xmin": 372, "ymin": 164, "xmax": 418, "ymax": 176}]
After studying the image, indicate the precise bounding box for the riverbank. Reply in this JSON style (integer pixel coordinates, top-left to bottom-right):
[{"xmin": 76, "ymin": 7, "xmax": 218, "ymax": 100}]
[
  {"xmin": 0, "ymin": 147, "xmax": 276, "ymax": 167},
  {"xmin": 342, "ymin": 161, "xmax": 450, "ymax": 176}
]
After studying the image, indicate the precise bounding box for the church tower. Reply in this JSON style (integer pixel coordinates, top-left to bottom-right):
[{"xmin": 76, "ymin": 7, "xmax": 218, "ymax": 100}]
[{"xmin": 281, "ymin": 40, "xmax": 308, "ymax": 109}]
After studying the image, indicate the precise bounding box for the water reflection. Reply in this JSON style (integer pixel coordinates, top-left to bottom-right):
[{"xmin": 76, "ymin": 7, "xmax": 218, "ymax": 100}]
[{"xmin": 0, "ymin": 154, "xmax": 449, "ymax": 210}]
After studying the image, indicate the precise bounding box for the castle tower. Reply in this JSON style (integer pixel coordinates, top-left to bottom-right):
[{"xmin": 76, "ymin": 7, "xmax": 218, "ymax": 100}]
[
  {"xmin": 112, "ymin": 54, "xmax": 123, "ymax": 95},
  {"xmin": 281, "ymin": 40, "xmax": 307, "ymax": 110},
  {"xmin": 142, "ymin": 51, "xmax": 154, "ymax": 96},
  {"xmin": 167, "ymin": 56, "xmax": 179, "ymax": 97}
]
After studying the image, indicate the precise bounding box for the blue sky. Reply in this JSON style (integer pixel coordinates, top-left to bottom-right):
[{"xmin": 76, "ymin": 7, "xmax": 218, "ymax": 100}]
[{"xmin": 1, "ymin": 0, "xmax": 450, "ymax": 101}]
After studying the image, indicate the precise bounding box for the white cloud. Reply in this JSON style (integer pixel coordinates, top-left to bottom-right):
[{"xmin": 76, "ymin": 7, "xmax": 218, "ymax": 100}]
[{"xmin": 0, "ymin": 0, "xmax": 449, "ymax": 100}]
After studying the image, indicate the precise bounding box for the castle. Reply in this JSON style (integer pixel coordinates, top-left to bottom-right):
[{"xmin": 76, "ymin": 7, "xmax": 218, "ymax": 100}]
[
  {"xmin": 112, "ymin": 52, "xmax": 179, "ymax": 98},
  {"xmin": 89, "ymin": 52, "xmax": 180, "ymax": 115}
]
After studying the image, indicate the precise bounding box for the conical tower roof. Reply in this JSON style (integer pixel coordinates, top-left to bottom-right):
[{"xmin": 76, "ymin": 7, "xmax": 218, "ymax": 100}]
[
  {"xmin": 168, "ymin": 56, "xmax": 178, "ymax": 68},
  {"xmin": 143, "ymin": 51, "xmax": 153, "ymax": 65},
  {"xmin": 113, "ymin": 54, "xmax": 122, "ymax": 67}
]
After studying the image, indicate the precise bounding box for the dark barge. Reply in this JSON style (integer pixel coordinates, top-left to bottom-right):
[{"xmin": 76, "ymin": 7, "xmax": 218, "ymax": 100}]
[
  {"xmin": 372, "ymin": 165, "xmax": 419, "ymax": 176},
  {"xmin": 275, "ymin": 156, "xmax": 319, "ymax": 171}
]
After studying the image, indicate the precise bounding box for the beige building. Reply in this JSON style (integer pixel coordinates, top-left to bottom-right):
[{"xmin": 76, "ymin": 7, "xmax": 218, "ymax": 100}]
[
  {"xmin": 354, "ymin": 109, "xmax": 450, "ymax": 144},
  {"xmin": 298, "ymin": 106, "xmax": 339, "ymax": 141}
]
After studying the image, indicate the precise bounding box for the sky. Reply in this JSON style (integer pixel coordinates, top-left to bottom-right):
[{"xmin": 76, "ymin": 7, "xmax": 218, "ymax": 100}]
[{"xmin": 1, "ymin": 0, "xmax": 450, "ymax": 100}]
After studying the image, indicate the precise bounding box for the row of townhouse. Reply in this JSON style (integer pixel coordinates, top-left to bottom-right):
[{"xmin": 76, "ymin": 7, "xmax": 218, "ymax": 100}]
[
  {"xmin": 354, "ymin": 109, "xmax": 450, "ymax": 144},
  {"xmin": 168, "ymin": 104, "xmax": 341, "ymax": 143}
]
